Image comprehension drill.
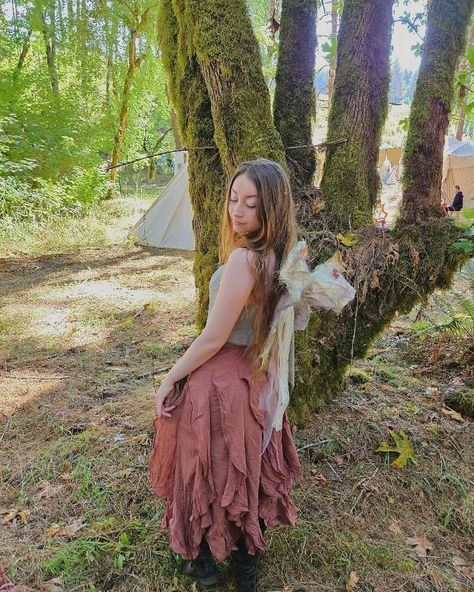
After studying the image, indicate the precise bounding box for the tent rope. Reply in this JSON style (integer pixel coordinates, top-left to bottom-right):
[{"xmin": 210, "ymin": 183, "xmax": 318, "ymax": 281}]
[{"xmin": 106, "ymin": 139, "xmax": 347, "ymax": 171}]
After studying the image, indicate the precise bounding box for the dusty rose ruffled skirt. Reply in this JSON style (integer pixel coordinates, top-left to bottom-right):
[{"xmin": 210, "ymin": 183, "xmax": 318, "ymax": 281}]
[{"xmin": 149, "ymin": 342, "xmax": 302, "ymax": 561}]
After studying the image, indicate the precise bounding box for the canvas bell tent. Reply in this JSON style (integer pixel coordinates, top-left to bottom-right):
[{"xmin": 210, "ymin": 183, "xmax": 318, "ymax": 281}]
[
  {"xmin": 442, "ymin": 137, "xmax": 474, "ymax": 209},
  {"xmin": 131, "ymin": 162, "xmax": 195, "ymax": 251}
]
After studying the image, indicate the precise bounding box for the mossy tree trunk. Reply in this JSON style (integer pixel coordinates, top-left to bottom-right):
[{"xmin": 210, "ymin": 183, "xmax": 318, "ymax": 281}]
[
  {"xmin": 109, "ymin": 6, "xmax": 153, "ymax": 189},
  {"xmin": 273, "ymin": 0, "xmax": 317, "ymax": 189},
  {"xmin": 183, "ymin": 0, "xmax": 285, "ymax": 173},
  {"xmin": 320, "ymin": 0, "xmax": 394, "ymax": 232},
  {"xmin": 455, "ymin": 23, "xmax": 474, "ymax": 141},
  {"xmin": 158, "ymin": 0, "xmax": 227, "ymax": 329},
  {"xmin": 401, "ymin": 0, "xmax": 474, "ymax": 223}
]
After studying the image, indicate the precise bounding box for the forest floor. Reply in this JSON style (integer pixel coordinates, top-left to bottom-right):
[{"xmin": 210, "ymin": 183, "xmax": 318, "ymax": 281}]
[{"xmin": 0, "ymin": 194, "xmax": 473, "ymax": 592}]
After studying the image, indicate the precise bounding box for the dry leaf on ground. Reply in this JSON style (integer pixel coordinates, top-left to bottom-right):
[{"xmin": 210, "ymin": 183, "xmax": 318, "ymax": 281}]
[
  {"xmin": 40, "ymin": 578, "xmax": 63, "ymax": 592},
  {"xmin": 1, "ymin": 508, "xmax": 29, "ymax": 525},
  {"xmin": 312, "ymin": 200, "xmax": 325, "ymax": 214},
  {"xmin": 34, "ymin": 482, "xmax": 64, "ymax": 499},
  {"xmin": 452, "ymin": 556, "xmax": 466, "ymax": 570},
  {"xmin": 441, "ymin": 407, "xmax": 464, "ymax": 422},
  {"xmin": 337, "ymin": 233, "xmax": 359, "ymax": 247},
  {"xmin": 346, "ymin": 570, "xmax": 360, "ymax": 592},
  {"xmin": 388, "ymin": 521, "xmax": 402, "ymax": 535},
  {"xmin": 309, "ymin": 474, "xmax": 328, "ymax": 484},
  {"xmin": 430, "ymin": 570, "xmax": 443, "ymax": 591},
  {"xmin": 47, "ymin": 518, "xmax": 86, "ymax": 539},
  {"xmin": 406, "ymin": 535, "xmax": 433, "ymax": 558}
]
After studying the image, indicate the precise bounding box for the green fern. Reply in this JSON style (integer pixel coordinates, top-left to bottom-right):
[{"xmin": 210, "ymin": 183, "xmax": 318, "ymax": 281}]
[{"xmin": 412, "ymin": 266, "xmax": 474, "ymax": 337}]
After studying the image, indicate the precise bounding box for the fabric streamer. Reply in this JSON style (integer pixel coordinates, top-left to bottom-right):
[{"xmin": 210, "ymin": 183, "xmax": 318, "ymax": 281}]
[{"xmin": 259, "ymin": 240, "xmax": 356, "ymax": 452}]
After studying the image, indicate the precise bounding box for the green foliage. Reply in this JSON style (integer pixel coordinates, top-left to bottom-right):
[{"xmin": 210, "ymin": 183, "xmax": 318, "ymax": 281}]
[
  {"xmin": 0, "ymin": 164, "xmax": 110, "ymax": 224},
  {"xmin": 0, "ymin": 0, "xmax": 173, "ymax": 226},
  {"xmin": 43, "ymin": 519, "xmax": 146, "ymax": 588},
  {"xmin": 411, "ymin": 262, "xmax": 474, "ymax": 338},
  {"xmin": 321, "ymin": 36, "xmax": 338, "ymax": 63}
]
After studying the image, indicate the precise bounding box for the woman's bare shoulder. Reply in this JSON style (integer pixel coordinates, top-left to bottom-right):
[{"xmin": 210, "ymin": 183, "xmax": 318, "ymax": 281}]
[{"xmin": 228, "ymin": 247, "xmax": 257, "ymax": 266}]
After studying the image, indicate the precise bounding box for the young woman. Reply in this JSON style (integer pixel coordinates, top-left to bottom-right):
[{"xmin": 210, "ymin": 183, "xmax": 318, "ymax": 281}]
[{"xmin": 149, "ymin": 158, "xmax": 303, "ymax": 591}]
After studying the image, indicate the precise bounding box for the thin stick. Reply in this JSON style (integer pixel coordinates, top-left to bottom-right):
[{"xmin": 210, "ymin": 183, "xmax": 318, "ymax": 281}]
[
  {"xmin": 296, "ymin": 438, "xmax": 331, "ymax": 453},
  {"xmin": 0, "ymin": 372, "xmax": 67, "ymax": 381},
  {"xmin": 107, "ymin": 139, "xmax": 348, "ymax": 171},
  {"xmin": 106, "ymin": 146, "xmax": 215, "ymax": 170}
]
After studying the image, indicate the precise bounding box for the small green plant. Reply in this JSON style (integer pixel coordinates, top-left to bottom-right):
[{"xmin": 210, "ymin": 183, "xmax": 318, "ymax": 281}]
[{"xmin": 411, "ymin": 264, "xmax": 474, "ymax": 338}]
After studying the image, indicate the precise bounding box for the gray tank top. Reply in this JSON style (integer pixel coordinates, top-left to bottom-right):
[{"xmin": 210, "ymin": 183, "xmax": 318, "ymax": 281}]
[{"xmin": 208, "ymin": 264, "xmax": 255, "ymax": 346}]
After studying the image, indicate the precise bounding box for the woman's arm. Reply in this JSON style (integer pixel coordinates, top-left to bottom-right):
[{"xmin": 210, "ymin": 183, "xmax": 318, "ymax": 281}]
[{"xmin": 156, "ymin": 248, "xmax": 255, "ymax": 416}]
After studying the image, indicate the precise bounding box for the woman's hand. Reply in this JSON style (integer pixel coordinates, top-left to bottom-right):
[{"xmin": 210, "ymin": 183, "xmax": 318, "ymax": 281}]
[{"xmin": 155, "ymin": 377, "xmax": 177, "ymax": 418}]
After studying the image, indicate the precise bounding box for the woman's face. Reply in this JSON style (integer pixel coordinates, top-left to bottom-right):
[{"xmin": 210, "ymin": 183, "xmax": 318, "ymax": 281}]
[{"xmin": 228, "ymin": 173, "xmax": 261, "ymax": 235}]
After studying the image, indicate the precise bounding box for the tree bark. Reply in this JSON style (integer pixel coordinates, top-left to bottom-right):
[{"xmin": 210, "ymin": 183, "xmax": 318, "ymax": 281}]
[
  {"xmin": 158, "ymin": 0, "xmax": 227, "ymax": 328},
  {"xmin": 327, "ymin": 0, "xmax": 338, "ymax": 106},
  {"xmin": 109, "ymin": 29, "xmax": 140, "ymax": 186},
  {"xmin": 401, "ymin": 0, "xmax": 474, "ymax": 223},
  {"xmin": 320, "ymin": 0, "xmax": 394, "ymax": 232},
  {"xmin": 455, "ymin": 24, "xmax": 474, "ymax": 141},
  {"xmin": 13, "ymin": 31, "xmax": 31, "ymax": 79},
  {"xmin": 183, "ymin": 0, "xmax": 285, "ymax": 174},
  {"xmin": 170, "ymin": 106, "xmax": 182, "ymax": 148},
  {"xmin": 109, "ymin": 6, "xmax": 152, "ymax": 190},
  {"xmin": 273, "ymin": 0, "xmax": 317, "ymax": 189},
  {"xmin": 41, "ymin": 11, "xmax": 60, "ymax": 96}
]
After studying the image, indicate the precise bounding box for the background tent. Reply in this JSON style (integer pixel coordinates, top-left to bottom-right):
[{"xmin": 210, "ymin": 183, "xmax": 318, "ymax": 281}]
[
  {"xmin": 443, "ymin": 137, "xmax": 474, "ymax": 209},
  {"xmin": 131, "ymin": 162, "xmax": 195, "ymax": 250},
  {"xmin": 132, "ymin": 139, "xmax": 473, "ymax": 252}
]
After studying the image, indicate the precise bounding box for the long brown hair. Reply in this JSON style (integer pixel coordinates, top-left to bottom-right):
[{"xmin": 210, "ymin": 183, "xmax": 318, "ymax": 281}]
[{"xmin": 219, "ymin": 158, "xmax": 298, "ymax": 364}]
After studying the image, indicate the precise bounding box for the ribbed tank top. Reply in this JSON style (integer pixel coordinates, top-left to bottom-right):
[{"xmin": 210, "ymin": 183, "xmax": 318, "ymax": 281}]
[{"xmin": 208, "ymin": 264, "xmax": 255, "ymax": 346}]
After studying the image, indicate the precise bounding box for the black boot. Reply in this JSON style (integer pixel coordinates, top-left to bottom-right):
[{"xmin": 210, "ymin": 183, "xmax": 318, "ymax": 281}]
[
  {"xmin": 183, "ymin": 538, "xmax": 219, "ymax": 586},
  {"xmin": 232, "ymin": 539, "xmax": 258, "ymax": 592}
]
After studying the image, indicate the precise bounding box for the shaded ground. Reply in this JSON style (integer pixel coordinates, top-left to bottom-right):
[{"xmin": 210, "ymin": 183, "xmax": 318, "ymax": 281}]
[{"xmin": 0, "ymin": 236, "xmax": 473, "ymax": 592}]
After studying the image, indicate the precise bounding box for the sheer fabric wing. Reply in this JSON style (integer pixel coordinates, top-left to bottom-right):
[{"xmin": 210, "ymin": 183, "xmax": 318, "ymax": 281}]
[{"xmin": 259, "ymin": 241, "xmax": 356, "ymax": 452}]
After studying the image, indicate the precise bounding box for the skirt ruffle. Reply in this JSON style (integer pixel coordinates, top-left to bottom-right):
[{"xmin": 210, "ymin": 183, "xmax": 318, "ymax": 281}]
[{"xmin": 149, "ymin": 342, "xmax": 302, "ymax": 561}]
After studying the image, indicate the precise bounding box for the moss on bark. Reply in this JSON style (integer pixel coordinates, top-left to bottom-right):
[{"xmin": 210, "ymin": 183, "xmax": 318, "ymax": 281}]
[
  {"xmin": 290, "ymin": 220, "xmax": 467, "ymax": 420},
  {"xmin": 273, "ymin": 0, "xmax": 317, "ymax": 189},
  {"xmin": 320, "ymin": 0, "xmax": 394, "ymax": 232},
  {"xmin": 184, "ymin": 0, "xmax": 285, "ymax": 173},
  {"xmin": 158, "ymin": 0, "xmax": 226, "ymax": 329},
  {"xmin": 401, "ymin": 0, "xmax": 474, "ymax": 223}
]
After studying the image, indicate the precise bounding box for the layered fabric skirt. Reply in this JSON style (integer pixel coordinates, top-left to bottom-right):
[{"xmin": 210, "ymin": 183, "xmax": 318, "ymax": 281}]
[{"xmin": 149, "ymin": 342, "xmax": 302, "ymax": 561}]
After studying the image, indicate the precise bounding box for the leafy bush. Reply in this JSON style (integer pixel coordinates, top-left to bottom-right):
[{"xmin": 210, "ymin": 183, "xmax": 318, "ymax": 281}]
[{"xmin": 0, "ymin": 167, "xmax": 110, "ymax": 225}]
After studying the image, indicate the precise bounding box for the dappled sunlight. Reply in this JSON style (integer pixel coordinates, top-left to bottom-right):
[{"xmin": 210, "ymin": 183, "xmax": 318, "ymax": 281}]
[
  {"xmin": 1, "ymin": 373, "xmax": 63, "ymax": 417},
  {"xmin": 53, "ymin": 279, "xmax": 158, "ymax": 305}
]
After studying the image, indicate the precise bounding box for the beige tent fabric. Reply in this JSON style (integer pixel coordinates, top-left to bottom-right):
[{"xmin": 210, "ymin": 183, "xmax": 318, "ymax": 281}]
[
  {"xmin": 131, "ymin": 163, "xmax": 195, "ymax": 251},
  {"xmin": 378, "ymin": 147, "xmax": 403, "ymax": 167},
  {"xmin": 442, "ymin": 138, "xmax": 474, "ymax": 209}
]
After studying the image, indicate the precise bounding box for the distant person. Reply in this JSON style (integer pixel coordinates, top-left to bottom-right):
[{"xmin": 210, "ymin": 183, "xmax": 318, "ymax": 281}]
[{"xmin": 445, "ymin": 185, "xmax": 464, "ymax": 212}]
